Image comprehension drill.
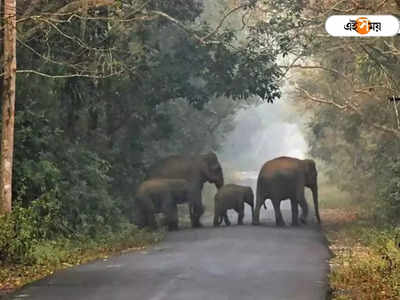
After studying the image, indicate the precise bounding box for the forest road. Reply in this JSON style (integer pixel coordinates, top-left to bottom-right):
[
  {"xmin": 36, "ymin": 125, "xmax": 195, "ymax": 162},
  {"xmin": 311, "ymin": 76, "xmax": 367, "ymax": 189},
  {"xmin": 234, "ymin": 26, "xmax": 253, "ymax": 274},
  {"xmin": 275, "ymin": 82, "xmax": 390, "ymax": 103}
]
[{"xmin": 5, "ymin": 206, "xmax": 331, "ymax": 300}]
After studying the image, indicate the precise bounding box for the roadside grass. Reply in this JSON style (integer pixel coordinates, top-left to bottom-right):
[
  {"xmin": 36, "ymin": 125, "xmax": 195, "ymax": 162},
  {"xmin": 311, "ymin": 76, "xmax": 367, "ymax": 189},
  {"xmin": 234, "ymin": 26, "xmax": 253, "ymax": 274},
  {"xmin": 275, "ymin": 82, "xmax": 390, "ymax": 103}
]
[
  {"xmin": 0, "ymin": 228, "xmax": 165, "ymax": 295},
  {"xmin": 321, "ymin": 192, "xmax": 400, "ymax": 300}
]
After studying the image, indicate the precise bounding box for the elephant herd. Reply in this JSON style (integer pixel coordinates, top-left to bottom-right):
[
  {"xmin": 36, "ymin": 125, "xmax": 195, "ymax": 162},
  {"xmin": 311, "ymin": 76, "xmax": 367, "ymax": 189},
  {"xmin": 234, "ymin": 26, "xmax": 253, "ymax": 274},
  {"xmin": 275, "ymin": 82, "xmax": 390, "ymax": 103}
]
[{"xmin": 134, "ymin": 152, "xmax": 321, "ymax": 231}]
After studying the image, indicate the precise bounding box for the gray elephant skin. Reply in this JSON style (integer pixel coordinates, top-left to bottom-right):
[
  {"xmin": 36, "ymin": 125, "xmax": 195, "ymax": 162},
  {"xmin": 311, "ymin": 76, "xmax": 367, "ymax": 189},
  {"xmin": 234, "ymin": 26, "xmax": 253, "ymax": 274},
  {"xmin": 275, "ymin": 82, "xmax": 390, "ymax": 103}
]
[
  {"xmin": 147, "ymin": 152, "xmax": 224, "ymax": 228},
  {"xmin": 253, "ymin": 156, "xmax": 321, "ymax": 227},
  {"xmin": 213, "ymin": 184, "xmax": 254, "ymax": 226},
  {"xmin": 134, "ymin": 178, "xmax": 191, "ymax": 231}
]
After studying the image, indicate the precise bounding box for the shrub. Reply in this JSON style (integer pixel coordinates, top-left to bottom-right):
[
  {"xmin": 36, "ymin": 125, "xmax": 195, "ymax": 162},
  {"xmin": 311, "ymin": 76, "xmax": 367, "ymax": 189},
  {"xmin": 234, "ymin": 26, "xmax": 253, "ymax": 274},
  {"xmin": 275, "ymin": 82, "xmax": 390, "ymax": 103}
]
[{"xmin": 376, "ymin": 158, "xmax": 400, "ymax": 224}]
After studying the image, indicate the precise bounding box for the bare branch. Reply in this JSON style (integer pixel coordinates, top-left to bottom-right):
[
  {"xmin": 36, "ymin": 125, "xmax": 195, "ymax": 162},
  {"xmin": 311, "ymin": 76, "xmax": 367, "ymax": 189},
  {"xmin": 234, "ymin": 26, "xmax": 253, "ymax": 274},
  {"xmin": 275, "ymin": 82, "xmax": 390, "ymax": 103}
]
[
  {"xmin": 6, "ymin": 69, "xmax": 124, "ymax": 79},
  {"xmin": 295, "ymin": 85, "xmax": 400, "ymax": 138},
  {"xmin": 295, "ymin": 85, "xmax": 346, "ymax": 109},
  {"xmin": 150, "ymin": 10, "xmax": 206, "ymax": 44},
  {"xmin": 200, "ymin": 3, "xmax": 250, "ymax": 42},
  {"xmin": 20, "ymin": 0, "xmax": 116, "ymax": 42},
  {"xmin": 281, "ymin": 64, "xmax": 350, "ymax": 81}
]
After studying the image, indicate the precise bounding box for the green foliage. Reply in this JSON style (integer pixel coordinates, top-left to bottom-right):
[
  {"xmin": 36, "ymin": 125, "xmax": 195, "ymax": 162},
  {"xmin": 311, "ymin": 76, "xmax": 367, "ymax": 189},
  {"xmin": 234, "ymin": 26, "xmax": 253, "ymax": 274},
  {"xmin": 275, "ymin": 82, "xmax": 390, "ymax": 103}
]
[{"xmin": 0, "ymin": 197, "xmax": 62, "ymax": 263}]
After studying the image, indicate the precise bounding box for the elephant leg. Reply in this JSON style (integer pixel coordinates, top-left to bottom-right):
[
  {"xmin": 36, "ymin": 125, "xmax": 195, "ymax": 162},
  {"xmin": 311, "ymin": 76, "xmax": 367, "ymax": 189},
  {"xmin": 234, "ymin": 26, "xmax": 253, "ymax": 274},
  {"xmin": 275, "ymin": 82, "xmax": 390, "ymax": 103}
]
[
  {"xmin": 253, "ymin": 200, "xmax": 264, "ymax": 225},
  {"xmin": 189, "ymin": 191, "xmax": 204, "ymax": 228},
  {"xmin": 213, "ymin": 216, "xmax": 219, "ymax": 227},
  {"xmin": 214, "ymin": 202, "xmax": 222, "ymax": 227},
  {"xmin": 168, "ymin": 206, "xmax": 179, "ymax": 231},
  {"xmin": 297, "ymin": 188, "xmax": 308, "ymax": 224},
  {"xmin": 237, "ymin": 204, "xmax": 244, "ymax": 225},
  {"xmin": 272, "ymin": 199, "xmax": 285, "ymax": 227},
  {"xmin": 237, "ymin": 211, "xmax": 244, "ymax": 225},
  {"xmin": 290, "ymin": 198, "xmax": 299, "ymax": 226},
  {"xmin": 146, "ymin": 212, "xmax": 157, "ymax": 229},
  {"xmin": 162, "ymin": 197, "xmax": 179, "ymax": 231},
  {"xmin": 223, "ymin": 212, "xmax": 231, "ymax": 226},
  {"xmin": 134, "ymin": 208, "xmax": 146, "ymax": 229},
  {"xmin": 142, "ymin": 198, "xmax": 157, "ymax": 229},
  {"xmin": 214, "ymin": 213, "xmax": 222, "ymax": 227},
  {"xmin": 191, "ymin": 207, "xmax": 203, "ymax": 228}
]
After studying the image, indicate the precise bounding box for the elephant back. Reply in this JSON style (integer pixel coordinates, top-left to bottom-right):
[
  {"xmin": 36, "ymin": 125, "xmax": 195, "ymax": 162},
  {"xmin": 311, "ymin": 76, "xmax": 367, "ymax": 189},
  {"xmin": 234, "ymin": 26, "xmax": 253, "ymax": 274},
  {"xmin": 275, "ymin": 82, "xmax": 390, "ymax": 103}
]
[
  {"xmin": 260, "ymin": 156, "xmax": 304, "ymax": 182},
  {"xmin": 215, "ymin": 184, "xmax": 250, "ymax": 208},
  {"xmin": 147, "ymin": 153, "xmax": 223, "ymax": 188},
  {"xmin": 147, "ymin": 155, "xmax": 198, "ymax": 182}
]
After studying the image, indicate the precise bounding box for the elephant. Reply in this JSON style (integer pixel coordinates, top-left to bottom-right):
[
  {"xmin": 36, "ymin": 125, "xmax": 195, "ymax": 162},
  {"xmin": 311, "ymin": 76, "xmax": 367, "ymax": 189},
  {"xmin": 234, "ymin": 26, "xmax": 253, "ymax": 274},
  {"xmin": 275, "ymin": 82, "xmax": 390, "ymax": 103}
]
[
  {"xmin": 147, "ymin": 152, "xmax": 224, "ymax": 228},
  {"xmin": 134, "ymin": 178, "xmax": 191, "ymax": 231},
  {"xmin": 213, "ymin": 184, "xmax": 254, "ymax": 226},
  {"xmin": 252, "ymin": 156, "xmax": 321, "ymax": 227}
]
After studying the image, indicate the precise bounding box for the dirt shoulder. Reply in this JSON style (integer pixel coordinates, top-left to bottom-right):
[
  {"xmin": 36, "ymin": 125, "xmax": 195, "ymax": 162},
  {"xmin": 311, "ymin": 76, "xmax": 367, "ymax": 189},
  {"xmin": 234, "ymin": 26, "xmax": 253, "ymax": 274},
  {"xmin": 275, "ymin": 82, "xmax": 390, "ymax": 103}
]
[{"xmin": 321, "ymin": 208, "xmax": 400, "ymax": 300}]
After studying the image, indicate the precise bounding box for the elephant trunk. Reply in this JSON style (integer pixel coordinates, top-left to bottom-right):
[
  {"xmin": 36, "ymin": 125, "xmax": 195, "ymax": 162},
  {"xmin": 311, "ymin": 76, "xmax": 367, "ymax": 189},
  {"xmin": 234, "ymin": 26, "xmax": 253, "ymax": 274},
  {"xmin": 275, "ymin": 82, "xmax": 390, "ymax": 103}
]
[{"xmin": 312, "ymin": 185, "xmax": 321, "ymax": 223}]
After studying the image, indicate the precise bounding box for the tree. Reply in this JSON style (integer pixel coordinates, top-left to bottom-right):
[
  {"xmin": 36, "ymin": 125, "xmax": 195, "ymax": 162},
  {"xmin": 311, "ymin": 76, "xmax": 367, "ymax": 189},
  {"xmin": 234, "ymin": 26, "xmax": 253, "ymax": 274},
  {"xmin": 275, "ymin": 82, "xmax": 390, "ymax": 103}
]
[
  {"xmin": 286, "ymin": 0, "xmax": 400, "ymax": 217},
  {"xmin": 1, "ymin": 0, "xmax": 16, "ymax": 214}
]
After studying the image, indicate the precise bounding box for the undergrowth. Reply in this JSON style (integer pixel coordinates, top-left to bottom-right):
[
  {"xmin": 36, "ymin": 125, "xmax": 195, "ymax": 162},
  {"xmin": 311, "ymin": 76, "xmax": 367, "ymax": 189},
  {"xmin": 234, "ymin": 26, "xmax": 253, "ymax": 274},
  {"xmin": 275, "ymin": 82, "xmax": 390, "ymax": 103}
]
[{"xmin": 322, "ymin": 209, "xmax": 400, "ymax": 300}]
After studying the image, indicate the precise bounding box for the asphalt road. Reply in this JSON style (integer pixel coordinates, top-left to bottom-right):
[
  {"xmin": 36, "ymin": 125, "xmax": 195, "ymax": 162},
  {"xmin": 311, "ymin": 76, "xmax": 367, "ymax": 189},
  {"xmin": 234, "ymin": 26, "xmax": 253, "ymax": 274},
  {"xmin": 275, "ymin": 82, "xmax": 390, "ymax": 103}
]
[{"xmin": 5, "ymin": 206, "xmax": 331, "ymax": 300}]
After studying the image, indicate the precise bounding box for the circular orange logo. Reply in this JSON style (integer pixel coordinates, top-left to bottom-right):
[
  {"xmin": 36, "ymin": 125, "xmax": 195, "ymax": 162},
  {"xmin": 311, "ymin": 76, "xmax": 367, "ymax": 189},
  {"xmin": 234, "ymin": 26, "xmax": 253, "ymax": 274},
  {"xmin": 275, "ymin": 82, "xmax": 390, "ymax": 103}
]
[{"xmin": 356, "ymin": 17, "xmax": 370, "ymax": 34}]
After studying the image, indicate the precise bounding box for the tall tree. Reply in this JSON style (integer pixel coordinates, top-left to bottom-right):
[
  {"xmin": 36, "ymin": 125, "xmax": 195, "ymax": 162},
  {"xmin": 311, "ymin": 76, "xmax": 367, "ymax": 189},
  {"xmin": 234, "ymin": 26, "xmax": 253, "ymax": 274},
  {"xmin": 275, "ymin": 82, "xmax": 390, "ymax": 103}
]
[{"xmin": 1, "ymin": 0, "xmax": 16, "ymax": 214}]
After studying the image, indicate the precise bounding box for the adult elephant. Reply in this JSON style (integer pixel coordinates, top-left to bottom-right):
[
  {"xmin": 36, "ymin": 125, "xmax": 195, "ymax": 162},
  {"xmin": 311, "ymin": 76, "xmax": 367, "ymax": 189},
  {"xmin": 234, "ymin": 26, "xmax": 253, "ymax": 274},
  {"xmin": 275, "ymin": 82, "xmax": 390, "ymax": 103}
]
[
  {"xmin": 252, "ymin": 156, "xmax": 321, "ymax": 227},
  {"xmin": 213, "ymin": 184, "xmax": 254, "ymax": 226},
  {"xmin": 134, "ymin": 179, "xmax": 191, "ymax": 231},
  {"xmin": 147, "ymin": 152, "xmax": 224, "ymax": 228}
]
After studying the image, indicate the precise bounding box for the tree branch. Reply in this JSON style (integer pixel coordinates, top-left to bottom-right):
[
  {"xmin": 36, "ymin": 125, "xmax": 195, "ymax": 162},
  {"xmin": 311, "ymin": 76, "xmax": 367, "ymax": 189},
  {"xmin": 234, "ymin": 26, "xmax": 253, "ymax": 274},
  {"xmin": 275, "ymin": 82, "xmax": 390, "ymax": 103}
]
[
  {"xmin": 200, "ymin": 3, "xmax": 250, "ymax": 42},
  {"xmin": 281, "ymin": 64, "xmax": 350, "ymax": 80},
  {"xmin": 295, "ymin": 85, "xmax": 400, "ymax": 138},
  {"xmin": 11, "ymin": 69, "xmax": 124, "ymax": 78},
  {"xmin": 20, "ymin": 0, "xmax": 116, "ymax": 42}
]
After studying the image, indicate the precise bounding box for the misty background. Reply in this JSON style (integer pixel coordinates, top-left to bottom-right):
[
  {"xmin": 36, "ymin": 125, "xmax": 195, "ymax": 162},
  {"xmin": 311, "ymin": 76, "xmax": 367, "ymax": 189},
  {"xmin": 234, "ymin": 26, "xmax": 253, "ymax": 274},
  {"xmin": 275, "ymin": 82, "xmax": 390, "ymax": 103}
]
[
  {"xmin": 199, "ymin": 92, "xmax": 310, "ymax": 217},
  {"xmin": 220, "ymin": 99, "xmax": 307, "ymax": 173}
]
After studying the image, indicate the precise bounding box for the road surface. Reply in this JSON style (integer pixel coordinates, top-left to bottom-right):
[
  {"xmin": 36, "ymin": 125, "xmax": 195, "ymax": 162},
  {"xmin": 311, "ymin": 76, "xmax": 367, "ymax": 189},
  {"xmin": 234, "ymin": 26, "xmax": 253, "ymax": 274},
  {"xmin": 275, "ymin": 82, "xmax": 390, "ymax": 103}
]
[{"xmin": 5, "ymin": 206, "xmax": 331, "ymax": 300}]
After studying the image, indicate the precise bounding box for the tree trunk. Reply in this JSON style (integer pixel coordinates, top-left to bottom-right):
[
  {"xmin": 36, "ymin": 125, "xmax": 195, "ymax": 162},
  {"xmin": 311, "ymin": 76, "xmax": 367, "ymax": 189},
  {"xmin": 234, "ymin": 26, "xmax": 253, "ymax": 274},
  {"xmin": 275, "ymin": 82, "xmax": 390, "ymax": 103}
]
[{"xmin": 1, "ymin": 0, "xmax": 16, "ymax": 214}]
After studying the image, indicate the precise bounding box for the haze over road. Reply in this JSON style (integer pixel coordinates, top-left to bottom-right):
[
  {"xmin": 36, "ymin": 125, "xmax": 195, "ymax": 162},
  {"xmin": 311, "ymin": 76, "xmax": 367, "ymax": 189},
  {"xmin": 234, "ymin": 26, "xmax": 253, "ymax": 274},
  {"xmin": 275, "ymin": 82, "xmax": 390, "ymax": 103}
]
[{"xmin": 6, "ymin": 208, "xmax": 331, "ymax": 300}]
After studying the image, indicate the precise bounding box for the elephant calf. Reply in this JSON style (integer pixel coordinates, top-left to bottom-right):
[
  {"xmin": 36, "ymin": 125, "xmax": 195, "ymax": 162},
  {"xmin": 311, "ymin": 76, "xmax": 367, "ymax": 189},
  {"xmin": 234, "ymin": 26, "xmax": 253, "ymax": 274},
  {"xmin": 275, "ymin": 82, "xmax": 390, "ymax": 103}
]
[
  {"xmin": 214, "ymin": 184, "xmax": 254, "ymax": 226},
  {"xmin": 134, "ymin": 178, "xmax": 190, "ymax": 231}
]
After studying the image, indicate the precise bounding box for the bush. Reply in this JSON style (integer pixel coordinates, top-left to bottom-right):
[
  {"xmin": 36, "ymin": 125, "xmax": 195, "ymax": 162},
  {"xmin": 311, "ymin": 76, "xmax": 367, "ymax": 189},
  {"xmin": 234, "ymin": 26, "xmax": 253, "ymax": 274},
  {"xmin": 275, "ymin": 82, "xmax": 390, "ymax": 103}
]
[
  {"xmin": 0, "ymin": 196, "xmax": 62, "ymax": 263},
  {"xmin": 329, "ymin": 225, "xmax": 400, "ymax": 299},
  {"xmin": 376, "ymin": 158, "xmax": 400, "ymax": 224}
]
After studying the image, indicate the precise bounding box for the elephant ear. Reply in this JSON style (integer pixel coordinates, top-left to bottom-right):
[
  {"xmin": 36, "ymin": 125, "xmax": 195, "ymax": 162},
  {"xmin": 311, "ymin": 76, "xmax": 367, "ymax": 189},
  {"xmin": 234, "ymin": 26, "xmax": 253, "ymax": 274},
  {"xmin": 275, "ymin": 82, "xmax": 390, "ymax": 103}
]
[
  {"xmin": 203, "ymin": 152, "xmax": 217, "ymax": 162},
  {"xmin": 303, "ymin": 159, "xmax": 317, "ymax": 181},
  {"xmin": 305, "ymin": 159, "xmax": 316, "ymax": 171},
  {"xmin": 201, "ymin": 152, "xmax": 224, "ymax": 187},
  {"xmin": 202, "ymin": 152, "xmax": 219, "ymax": 169}
]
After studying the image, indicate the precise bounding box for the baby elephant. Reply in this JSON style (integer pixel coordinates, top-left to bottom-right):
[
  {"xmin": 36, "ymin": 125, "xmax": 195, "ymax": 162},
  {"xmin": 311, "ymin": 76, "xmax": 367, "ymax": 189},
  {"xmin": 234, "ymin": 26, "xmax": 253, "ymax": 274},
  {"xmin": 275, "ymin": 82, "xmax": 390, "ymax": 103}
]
[{"xmin": 214, "ymin": 184, "xmax": 254, "ymax": 226}]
